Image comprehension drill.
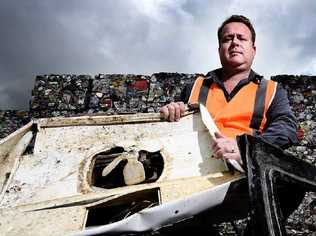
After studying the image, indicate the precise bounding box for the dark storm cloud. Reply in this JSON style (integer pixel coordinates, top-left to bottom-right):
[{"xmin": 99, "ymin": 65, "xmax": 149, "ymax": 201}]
[
  {"xmin": 0, "ymin": 0, "xmax": 103, "ymax": 108},
  {"xmin": 248, "ymin": 1, "xmax": 316, "ymax": 76},
  {"xmin": 0, "ymin": 0, "xmax": 204, "ymax": 109},
  {"xmin": 0, "ymin": 0, "xmax": 316, "ymax": 109}
]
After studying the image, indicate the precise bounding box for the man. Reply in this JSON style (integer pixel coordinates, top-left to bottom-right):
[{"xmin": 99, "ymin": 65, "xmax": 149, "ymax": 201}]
[
  {"xmin": 159, "ymin": 15, "xmax": 302, "ymax": 234},
  {"xmin": 160, "ymin": 15, "xmax": 298, "ymax": 165}
]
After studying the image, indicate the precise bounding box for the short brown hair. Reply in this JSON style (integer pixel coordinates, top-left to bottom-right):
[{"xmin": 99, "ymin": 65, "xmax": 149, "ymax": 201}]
[{"xmin": 217, "ymin": 15, "xmax": 256, "ymax": 45}]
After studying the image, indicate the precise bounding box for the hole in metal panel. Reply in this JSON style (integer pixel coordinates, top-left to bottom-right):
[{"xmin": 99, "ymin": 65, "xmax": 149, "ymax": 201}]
[
  {"xmin": 85, "ymin": 188, "xmax": 160, "ymax": 227},
  {"xmin": 90, "ymin": 147, "xmax": 164, "ymax": 189},
  {"xmin": 91, "ymin": 146, "xmax": 126, "ymax": 189}
]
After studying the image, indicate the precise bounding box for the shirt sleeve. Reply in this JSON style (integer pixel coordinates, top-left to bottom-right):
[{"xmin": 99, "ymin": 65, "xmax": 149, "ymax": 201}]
[
  {"xmin": 180, "ymin": 82, "xmax": 194, "ymax": 103},
  {"xmin": 258, "ymin": 83, "xmax": 298, "ymax": 148}
]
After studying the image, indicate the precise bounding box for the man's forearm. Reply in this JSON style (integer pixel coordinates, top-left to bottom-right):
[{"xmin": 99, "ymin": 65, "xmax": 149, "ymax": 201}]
[{"xmin": 260, "ymin": 84, "xmax": 298, "ymax": 148}]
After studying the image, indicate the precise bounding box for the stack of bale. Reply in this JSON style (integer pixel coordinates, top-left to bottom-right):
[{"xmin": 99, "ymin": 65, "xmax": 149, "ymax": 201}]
[
  {"xmin": 272, "ymin": 75, "xmax": 316, "ymax": 235},
  {"xmin": 89, "ymin": 74, "xmax": 150, "ymax": 114},
  {"xmin": 29, "ymin": 72, "xmax": 198, "ymax": 117},
  {"xmin": 146, "ymin": 72, "xmax": 197, "ymax": 112},
  {"xmin": 0, "ymin": 110, "xmax": 29, "ymax": 139},
  {"xmin": 272, "ymin": 75, "xmax": 316, "ymax": 166},
  {"xmin": 30, "ymin": 74, "xmax": 91, "ymax": 117}
]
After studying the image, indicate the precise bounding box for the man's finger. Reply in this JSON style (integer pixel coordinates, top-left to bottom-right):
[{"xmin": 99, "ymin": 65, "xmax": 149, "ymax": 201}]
[
  {"xmin": 173, "ymin": 103, "xmax": 181, "ymax": 121},
  {"xmin": 159, "ymin": 106, "xmax": 169, "ymax": 120},
  {"xmin": 178, "ymin": 102, "xmax": 185, "ymax": 116},
  {"xmin": 168, "ymin": 104, "xmax": 176, "ymax": 122},
  {"xmin": 160, "ymin": 102, "xmax": 185, "ymax": 122},
  {"xmin": 213, "ymin": 149, "xmax": 223, "ymax": 159},
  {"xmin": 212, "ymin": 140, "xmax": 220, "ymax": 151},
  {"xmin": 214, "ymin": 132, "xmax": 225, "ymax": 139},
  {"xmin": 222, "ymin": 152, "xmax": 237, "ymax": 160}
]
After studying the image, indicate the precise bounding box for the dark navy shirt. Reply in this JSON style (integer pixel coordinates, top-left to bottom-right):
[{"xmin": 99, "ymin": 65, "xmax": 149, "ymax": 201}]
[{"xmin": 180, "ymin": 68, "xmax": 298, "ymax": 148}]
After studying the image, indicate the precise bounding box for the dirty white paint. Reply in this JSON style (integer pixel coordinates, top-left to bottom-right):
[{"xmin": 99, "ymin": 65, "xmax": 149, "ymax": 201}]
[
  {"xmin": 0, "ymin": 131, "xmax": 33, "ymax": 203},
  {"xmin": 0, "ymin": 112, "xmax": 241, "ymax": 236}
]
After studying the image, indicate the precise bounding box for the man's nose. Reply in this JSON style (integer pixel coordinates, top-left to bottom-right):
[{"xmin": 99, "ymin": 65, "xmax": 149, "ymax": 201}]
[{"xmin": 231, "ymin": 35, "xmax": 240, "ymax": 45}]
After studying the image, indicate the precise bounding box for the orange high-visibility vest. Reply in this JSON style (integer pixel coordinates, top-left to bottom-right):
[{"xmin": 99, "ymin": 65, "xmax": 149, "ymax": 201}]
[{"xmin": 188, "ymin": 76, "xmax": 277, "ymax": 138}]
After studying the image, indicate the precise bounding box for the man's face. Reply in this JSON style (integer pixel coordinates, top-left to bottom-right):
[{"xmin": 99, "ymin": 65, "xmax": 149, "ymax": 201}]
[{"xmin": 218, "ymin": 22, "xmax": 256, "ymax": 71}]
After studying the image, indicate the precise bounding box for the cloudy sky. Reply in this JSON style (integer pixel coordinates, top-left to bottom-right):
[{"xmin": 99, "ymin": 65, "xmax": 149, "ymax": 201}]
[{"xmin": 1, "ymin": 0, "xmax": 316, "ymax": 109}]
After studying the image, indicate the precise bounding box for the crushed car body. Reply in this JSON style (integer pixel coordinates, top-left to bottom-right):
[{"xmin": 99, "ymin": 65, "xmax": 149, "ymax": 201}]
[{"xmin": 0, "ymin": 111, "xmax": 246, "ymax": 236}]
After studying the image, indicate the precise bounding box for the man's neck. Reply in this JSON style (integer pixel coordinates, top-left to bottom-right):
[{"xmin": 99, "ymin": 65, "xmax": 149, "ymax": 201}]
[
  {"xmin": 221, "ymin": 68, "xmax": 251, "ymax": 94},
  {"xmin": 221, "ymin": 68, "xmax": 251, "ymax": 82}
]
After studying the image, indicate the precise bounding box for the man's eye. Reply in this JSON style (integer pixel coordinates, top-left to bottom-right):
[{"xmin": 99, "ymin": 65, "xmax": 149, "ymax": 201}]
[
  {"xmin": 238, "ymin": 36, "xmax": 247, "ymax": 41},
  {"xmin": 222, "ymin": 37, "xmax": 232, "ymax": 42}
]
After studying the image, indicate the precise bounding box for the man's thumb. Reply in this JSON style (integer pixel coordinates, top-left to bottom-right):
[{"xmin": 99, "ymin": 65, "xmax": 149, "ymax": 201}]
[{"xmin": 214, "ymin": 132, "xmax": 225, "ymax": 139}]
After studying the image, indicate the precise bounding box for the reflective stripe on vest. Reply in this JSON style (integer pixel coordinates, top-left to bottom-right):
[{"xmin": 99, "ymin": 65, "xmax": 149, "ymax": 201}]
[{"xmin": 188, "ymin": 76, "xmax": 277, "ymax": 138}]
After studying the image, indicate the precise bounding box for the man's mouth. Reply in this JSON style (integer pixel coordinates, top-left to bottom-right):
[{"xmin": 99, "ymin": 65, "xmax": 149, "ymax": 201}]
[{"xmin": 230, "ymin": 51, "xmax": 242, "ymax": 55}]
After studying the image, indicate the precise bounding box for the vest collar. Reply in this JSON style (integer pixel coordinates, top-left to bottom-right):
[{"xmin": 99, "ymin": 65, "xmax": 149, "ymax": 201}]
[
  {"xmin": 205, "ymin": 68, "xmax": 263, "ymax": 83},
  {"xmin": 205, "ymin": 68, "xmax": 264, "ymax": 102}
]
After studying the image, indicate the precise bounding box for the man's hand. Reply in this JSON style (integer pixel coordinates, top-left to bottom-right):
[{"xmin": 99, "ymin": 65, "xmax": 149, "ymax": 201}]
[
  {"xmin": 212, "ymin": 132, "xmax": 241, "ymax": 163},
  {"xmin": 159, "ymin": 102, "xmax": 185, "ymax": 122}
]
